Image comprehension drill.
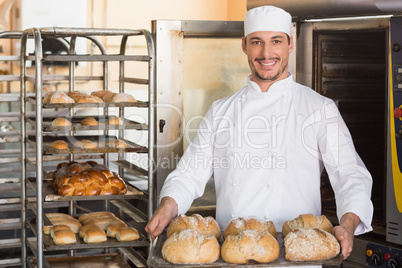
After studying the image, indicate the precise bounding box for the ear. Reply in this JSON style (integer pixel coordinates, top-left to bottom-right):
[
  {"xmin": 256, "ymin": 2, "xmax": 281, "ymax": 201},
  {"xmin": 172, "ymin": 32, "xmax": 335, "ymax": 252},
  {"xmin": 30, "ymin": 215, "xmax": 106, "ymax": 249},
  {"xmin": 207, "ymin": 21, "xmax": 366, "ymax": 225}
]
[
  {"xmin": 289, "ymin": 35, "xmax": 294, "ymax": 54},
  {"xmin": 242, "ymin": 37, "xmax": 247, "ymax": 54}
]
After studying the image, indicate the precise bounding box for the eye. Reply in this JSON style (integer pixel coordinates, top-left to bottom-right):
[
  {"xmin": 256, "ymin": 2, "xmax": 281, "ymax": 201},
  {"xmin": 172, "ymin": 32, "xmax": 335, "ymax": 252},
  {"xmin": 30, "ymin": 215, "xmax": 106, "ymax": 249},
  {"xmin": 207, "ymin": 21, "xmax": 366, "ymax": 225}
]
[
  {"xmin": 251, "ymin": 40, "xmax": 261, "ymax": 45},
  {"xmin": 273, "ymin": 40, "xmax": 282, "ymax": 44}
]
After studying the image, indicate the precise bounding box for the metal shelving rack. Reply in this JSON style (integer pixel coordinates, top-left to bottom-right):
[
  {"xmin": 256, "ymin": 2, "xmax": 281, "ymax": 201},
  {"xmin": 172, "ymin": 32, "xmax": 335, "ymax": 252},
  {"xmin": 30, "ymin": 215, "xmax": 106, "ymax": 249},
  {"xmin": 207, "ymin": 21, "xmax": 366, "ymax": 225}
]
[{"xmin": 20, "ymin": 27, "xmax": 155, "ymax": 268}]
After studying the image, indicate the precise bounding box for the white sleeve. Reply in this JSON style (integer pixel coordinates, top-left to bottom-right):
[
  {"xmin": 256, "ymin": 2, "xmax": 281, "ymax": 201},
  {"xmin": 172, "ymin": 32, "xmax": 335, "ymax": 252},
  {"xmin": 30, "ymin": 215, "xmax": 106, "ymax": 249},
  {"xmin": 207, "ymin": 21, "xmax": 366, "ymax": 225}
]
[
  {"xmin": 159, "ymin": 105, "xmax": 215, "ymax": 216},
  {"xmin": 318, "ymin": 100, "xmax": 374, "ymax": 235}
]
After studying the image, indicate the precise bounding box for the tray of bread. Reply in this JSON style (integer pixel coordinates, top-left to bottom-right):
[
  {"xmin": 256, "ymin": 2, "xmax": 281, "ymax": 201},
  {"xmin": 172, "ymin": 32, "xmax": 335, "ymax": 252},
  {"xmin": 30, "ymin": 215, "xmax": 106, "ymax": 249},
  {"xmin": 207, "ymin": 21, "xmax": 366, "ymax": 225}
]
[
  {"xmin": 27, "ymin": 135, "xmax": 148, "ymax": 154},
  {"xmin": 30, "ymin": 253, "xmax": 131, "ymax": 268},
  {"xmin": 31, "ymin": 161, "xmax": 147, "ymax": 200},
  {"xmin": 27, "ymin": 115, "xmax": 148, "ymax": 132},
  {"xmin": 32, "ymin": 212, "xmax": 149, "ymax": 251},
  {"xmin": 148, "ymin": 214, "xmax": 344, "ymax": 267},
  {"xmin": 28, "ymin": 89, "xmax": 149, "ymax": 109}
]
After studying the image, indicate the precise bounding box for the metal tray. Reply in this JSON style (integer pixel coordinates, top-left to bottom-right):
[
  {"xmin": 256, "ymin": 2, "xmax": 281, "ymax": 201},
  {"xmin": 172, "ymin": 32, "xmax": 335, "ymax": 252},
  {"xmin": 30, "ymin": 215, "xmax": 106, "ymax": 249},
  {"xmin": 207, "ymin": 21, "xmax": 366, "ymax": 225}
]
[
  {"xmin": 27, "ymin": 115, "xmax": 148, "ymax": 132},
  {"xmin": 27, "ymin": 178, "xmax": 147, "ymax": 202},
  {"xmin": 27, "ymin": 135, "xmax": 148, "ymax": 154},
  {"xmin": 29, "ymin": 218, "xmax": 149, "ymax": 251},
  {"xmin": 29, "ymin": 252, "xmax": 131, "ymax": 268},
  {"xmin": 148, "ymin": 232, "xmax": 343, "ymax": 267}
]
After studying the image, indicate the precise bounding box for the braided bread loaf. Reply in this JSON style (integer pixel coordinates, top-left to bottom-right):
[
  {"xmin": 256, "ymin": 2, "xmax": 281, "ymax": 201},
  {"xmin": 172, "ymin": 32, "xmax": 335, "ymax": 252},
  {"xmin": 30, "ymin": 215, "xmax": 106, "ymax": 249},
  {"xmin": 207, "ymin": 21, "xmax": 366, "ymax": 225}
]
[{"xmin": 51, "ymin": 161, "xmax": 127, "ymax": 196}]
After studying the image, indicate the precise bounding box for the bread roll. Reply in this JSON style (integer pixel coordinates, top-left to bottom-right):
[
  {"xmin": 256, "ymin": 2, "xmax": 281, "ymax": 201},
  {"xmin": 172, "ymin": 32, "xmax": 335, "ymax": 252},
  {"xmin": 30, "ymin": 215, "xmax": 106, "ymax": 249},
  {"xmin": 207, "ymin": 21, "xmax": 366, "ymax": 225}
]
[
  {"xmin": 47, "ymin": 219, "xmax": 82, "ymax": 234},
  {"xmin": 91, "ymin": 90, "xmax": 113, "ymax": 99},
  {"xmin": 102, "ymin": 92, "xmax": 116, "ymax": 102},
  {"xmin": 53, "ymin": 229, "xmax": 77, "ymax": 245},
  {"xmin": 83, "ymin": 228, "xmax": 107, "ymax": 243},
  {"xmin": 50, "ymin": 225, "xmax": 72, "ymax": 238},
  {"xmin": 284, "ymin": 228, "xmax": 340, "ymax": 261},
  {"xmin": 282, "ymin": 214, "xmax": 333, "ymax": 238},
  {"xmin": 79, "ymin": 223, "xmax": 103, "ymax": 238},
  {"xmin": 50, "ymin": 140, "xmax": 68, "ymax": 150},
  {"xmin": 107, "ymin": 116, "xmax": 123, "ymax": 125},
  {"xmin": 167, "ymin": 214, "xmax": 221, "ymax": 239},
  {"xmin": 81, "ymin": 117, "xmax": 98, "ymax": 126},
  {"xmin": 49, "ymin": 91, "xmax": 75, "ymax": 104},
  {"xmin": 111, "ymin": 93, "xmax": 136, "ymax": 103},
  {"xmin": 74, "ymin": 139, "xmax": 97, "ymax": 149},
  {"xmin": 221, "ymin": 230, "xmax": 280, "ymax": 264},
  {"xmin": 78, "ymin": 211, "xmax": 115, "ymax": 222},
  {"xmin": 224, "ymin": 217, "xmax": 277, "ymax": 239},
  {"xmin": 51, "ymin": 118, "xmax": 71, "ymax": 127},
  {"xmin": 107, "ymin": 139, "xmax": 127, "ymax": 148},
  {"xmin": 162, "ymin": 229, "xmax": 220, "ymax": 264},
  {"xmin": 116, "ymin": 227, "xmax": 140, "ymax": 241},
  {"xmin": 106, "ymin": 221, "xmax": 127, "ymax": 238}
]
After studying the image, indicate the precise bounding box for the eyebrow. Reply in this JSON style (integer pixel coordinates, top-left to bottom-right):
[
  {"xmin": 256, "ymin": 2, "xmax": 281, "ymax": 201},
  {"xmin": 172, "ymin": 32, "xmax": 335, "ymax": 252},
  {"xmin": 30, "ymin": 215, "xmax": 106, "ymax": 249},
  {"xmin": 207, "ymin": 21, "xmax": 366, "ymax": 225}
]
[{"xmin": 249, "ymin": 35, "xmax": 285, "ymax": 42}]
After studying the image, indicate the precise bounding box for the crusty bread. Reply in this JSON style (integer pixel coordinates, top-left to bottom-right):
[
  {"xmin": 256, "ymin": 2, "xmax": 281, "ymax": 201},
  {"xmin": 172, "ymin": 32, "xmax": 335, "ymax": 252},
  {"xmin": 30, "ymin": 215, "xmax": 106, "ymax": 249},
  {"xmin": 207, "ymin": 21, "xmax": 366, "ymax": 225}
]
[
  {"xmin": 42, "ymin": 91, "xmax": 55, "ymax": 104},
  {"xmin": 81, "ymin": 117, "xmax": 98, "ymax": 126},
  {"xmin": 47, "ymin": 219, "xmax": 82, "ymax": 234},
  {"xmin": 91, "ymin": 90, "xmax": 113, "ymax": 99},
  {"xmin": 51, "ymin": 118, "xmax": 71, "ymax": 127},
  {"xmin": 77, "ymin": 95, "xmax": 103, "ymax": 103},
  {"xmin": 282, "ymin": 214, "xmax": 333, "ymax": 238},
  {"xmin": 111, "ymin": 93, "xmax": 136, "ymax": 103},
  {"xmin": 284, "ymin": 228, "xmax": 340, "ymax": 261},
  {"xmin": 49, "ymin": 91, "xmax": 75, "ymax": 104},
  {"xmin": 50, "ymin": 225, "xmax": 72, "ymax": 238},
  {"xmin": 83, "ymin": 228, "xmax": 107, "ymax": 243},
  {"xmin": 102, "ymin": 92, "xmax": 116, "ymax": 102},
  {"xmin": 78, "ymin": 211, "xmax": 115, "ymax": 223},
  {"xmin": 221, "ymin": 230, "xmax": 280, "ymax": 264},
  {"xmin": 107, "ymin": 139, "xmax": 127, "ymax": 149},
  {"xmin": 50, "ymin": 140, "xmax": 68, "ymax": 150},
  {"xmin": 115, "ymin": 227, "xmax": 140, "ymax": 241},
  {"xmin": 167, "ymin": 214, "xmax": 221, "ymax": 239},
  {"xmin": 162, "ymin": 229, "xmax": 220, "ymax": 264},
  {"xmin": 52, "ymin": 229, "xmax": 76, "ymax": 245},
  {"xmin": 79, "ymin": 224, "xmax": 103, "ymax": 238},
  {"xmin": 74, "ymin": 139, "xmax": 97, "ymax": 149},
  {"xmin": 106, "ymin": 221, "xmax": 127, "ymax": 238},
  {"xmin": 224, "ymin": 217, "xmax": 277, "ymax": 239},
  {"xmin": 107, "ymin": 116, "xmax": 123, "ymax": 125}
]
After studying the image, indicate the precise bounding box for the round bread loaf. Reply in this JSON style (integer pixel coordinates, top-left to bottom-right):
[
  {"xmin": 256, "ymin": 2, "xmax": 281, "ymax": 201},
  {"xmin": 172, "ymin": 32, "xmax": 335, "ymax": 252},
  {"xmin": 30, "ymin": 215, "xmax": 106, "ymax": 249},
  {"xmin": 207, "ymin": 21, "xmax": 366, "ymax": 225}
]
[
  {"xmin": 49, "ymin": 91, "xmax": 75, "ymax": 103},
  {"xmin": 224, "ymin": 217, "xmax": 277, "ymax": 239},
  {"xmin": 284, "ymin": 228, "xmax": 340, "ymax": 261},
  {"xmin": 77, "ymin": 95, "xmax": 103, "ymax": 103},
  {"xmin": 91, "ymin": 90, "xmax": 113, "ymax": 99},
  {"xmin": 162, "ymin": 229, "xmax": 220, "ymax": 264},
  {"xmin": 112, "ymin": 93, "xmax": 136, "ymax": 103},
  {"xmin": 81, "ymin": 117, "xmax": 98, "ymax": 126},
  {"xmin": 167, "ymin": 214, "xmax": 221, "ymax": 239},
  {"xmin": 221, "ymin": 230, "xmax": 279, "ymax": 264},
  {"xmin": 74, "ymin": 139, "xmax": 97, "ymax": 149},
  {"xmin": 102, "ymin": 92, "xmax": 116, "ymax": 102},
  {"xmin": 116, "ymin": 226, "xmax": 140, "ymax": 241},
  {"xmin": 52, "ymin": 117, "xmax": 71, "ymax": 127},
  {"xmin": 107, "ymin": 116, "xmax": 123, "ymax": 125},
  {"xmin": 107, "ymin": 139, "xmax": 127, "ymax": 148},
  {"xmin": 50, "ymin": 140, "xmax": 68, "ymax": 150},
  {"xmin": 282, "ymin": 214, "xmax": 333, "ymax": 238}
]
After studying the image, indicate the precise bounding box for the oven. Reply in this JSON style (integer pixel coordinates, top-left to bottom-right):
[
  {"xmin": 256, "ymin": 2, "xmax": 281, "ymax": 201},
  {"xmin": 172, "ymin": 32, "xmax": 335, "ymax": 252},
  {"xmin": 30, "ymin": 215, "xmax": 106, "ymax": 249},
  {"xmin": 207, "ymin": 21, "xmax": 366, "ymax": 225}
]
[{"xmin": 152, "ymin": 1, "xmax": 402, "ymax": 266}]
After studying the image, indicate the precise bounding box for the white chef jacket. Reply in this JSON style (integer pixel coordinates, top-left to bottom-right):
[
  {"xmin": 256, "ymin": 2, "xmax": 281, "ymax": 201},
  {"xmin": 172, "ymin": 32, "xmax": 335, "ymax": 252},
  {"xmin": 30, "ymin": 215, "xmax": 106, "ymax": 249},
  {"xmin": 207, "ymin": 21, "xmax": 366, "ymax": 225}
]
[{"xmin": 160, "ymin": 74, "xmax": 373, "ymax": 234}]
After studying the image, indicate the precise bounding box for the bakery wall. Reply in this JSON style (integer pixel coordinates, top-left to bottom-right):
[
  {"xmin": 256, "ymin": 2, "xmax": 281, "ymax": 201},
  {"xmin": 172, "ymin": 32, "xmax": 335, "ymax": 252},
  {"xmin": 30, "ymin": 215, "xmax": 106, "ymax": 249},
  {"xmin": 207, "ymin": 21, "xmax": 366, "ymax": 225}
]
[{"xmin": 1, "ymin": 0, "xmax": 247, "ymax": 94}]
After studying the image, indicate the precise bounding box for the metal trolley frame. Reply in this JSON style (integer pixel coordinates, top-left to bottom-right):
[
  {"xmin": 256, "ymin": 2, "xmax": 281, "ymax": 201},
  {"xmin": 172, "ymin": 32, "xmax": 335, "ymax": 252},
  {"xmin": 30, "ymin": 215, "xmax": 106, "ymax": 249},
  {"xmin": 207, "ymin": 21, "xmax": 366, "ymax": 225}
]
[{"xmin": 19, "ymin": 27, "xmax": 155, "ymax": 268}]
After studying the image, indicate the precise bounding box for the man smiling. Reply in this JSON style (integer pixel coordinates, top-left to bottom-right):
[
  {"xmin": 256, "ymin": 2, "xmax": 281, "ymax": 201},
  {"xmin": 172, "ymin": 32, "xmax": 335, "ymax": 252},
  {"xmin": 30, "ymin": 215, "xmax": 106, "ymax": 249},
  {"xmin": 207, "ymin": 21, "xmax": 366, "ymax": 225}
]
[{"xmin": 146, "ymin": 5, "xmax": 373, "ymax": 260}]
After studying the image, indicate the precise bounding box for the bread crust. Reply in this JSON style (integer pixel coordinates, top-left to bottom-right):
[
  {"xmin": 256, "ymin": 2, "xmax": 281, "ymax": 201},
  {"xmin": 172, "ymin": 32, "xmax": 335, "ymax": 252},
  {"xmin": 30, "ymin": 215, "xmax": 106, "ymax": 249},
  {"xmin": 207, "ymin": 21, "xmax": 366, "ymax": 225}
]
[
  {"xmin": 81, "ymin": 117, "xmax": 98, "ymax": 126},
  {"xmin": 74, "ymin": 139, "xmax": 98, "ymax": 149},
  {"xmin": 282, "ymin": 214, "xmax": 333, "ymax": 238},
  {"xmin": 167, "ymin": 214, "xmax": 221, "ymax": 239},
  {"xmin": 111, "ymin": 93, "xmax": 136, "ymax": 103},
  {"xmin": 224, "ymin": 217, "xmax": 277, "ymax": 239},
  {"xmin": 162, "ymin": 229, "xmax": 220, "ymax": 264},
  {"xmin": 50, "ymin": 140, "xmax": 68, "ymax": 150},
  {"xmin": 116, "ymin": 227, "xmax": 140, "ymax": 241},
  {"xmin": 221, "ymin": 230, "xmax": 280, "ymax": 264},
  {"xmin": 52, "ymin": 117, "xmax": 71, "ymax": 127},
  {"xmin": 284, "ymin": 228, "xmax": 340, "ymax": 261},
  {"xmin": 83, "ymin": 229, "xmax": 107, "ymax": 243},
  {"xmin": 53, "ymin": 229, "xmax": 77, "ymax": 245}
]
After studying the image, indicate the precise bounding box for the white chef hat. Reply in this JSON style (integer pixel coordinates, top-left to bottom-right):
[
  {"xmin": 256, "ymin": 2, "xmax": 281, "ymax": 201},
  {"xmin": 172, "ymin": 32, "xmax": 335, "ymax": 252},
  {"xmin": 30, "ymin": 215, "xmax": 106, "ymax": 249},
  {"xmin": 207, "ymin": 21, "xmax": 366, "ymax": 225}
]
[{"xmin": 244, "ymin": 5, "xmax": 292, "ymax": 37}]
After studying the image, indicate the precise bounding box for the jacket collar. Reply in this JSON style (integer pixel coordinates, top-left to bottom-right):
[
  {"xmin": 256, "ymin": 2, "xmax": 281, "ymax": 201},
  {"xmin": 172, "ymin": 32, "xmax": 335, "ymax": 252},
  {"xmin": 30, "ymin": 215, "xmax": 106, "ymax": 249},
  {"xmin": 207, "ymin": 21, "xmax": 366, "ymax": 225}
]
[{"xmin": 246, "ymin": 73, "xmax": 294, "ymax": 96}]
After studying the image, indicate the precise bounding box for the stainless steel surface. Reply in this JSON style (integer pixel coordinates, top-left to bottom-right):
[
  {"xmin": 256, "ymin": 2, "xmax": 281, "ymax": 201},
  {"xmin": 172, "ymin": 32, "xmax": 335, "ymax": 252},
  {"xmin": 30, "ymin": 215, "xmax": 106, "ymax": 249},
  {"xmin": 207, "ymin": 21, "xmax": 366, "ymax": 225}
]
[{"xmin": 247, "ymin": 0, "xmax": 402, "ymax": 18}]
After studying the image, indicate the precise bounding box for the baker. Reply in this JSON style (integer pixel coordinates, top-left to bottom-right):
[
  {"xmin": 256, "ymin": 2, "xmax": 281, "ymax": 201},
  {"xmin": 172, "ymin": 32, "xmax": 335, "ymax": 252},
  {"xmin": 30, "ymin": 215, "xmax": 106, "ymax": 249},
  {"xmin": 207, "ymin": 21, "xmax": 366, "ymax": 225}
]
[{"xmin": 145, "ymin": 5, "xmax": 373, "ymax": 260}]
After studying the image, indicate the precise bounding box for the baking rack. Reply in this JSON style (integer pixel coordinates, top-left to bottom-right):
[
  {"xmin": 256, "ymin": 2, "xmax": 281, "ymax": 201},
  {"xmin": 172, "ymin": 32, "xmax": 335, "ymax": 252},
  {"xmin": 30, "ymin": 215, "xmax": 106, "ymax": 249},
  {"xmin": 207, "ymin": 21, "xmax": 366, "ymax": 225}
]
[{"xmin": 20, "ymin": 27, "xmax": 155, "ymax": 268}]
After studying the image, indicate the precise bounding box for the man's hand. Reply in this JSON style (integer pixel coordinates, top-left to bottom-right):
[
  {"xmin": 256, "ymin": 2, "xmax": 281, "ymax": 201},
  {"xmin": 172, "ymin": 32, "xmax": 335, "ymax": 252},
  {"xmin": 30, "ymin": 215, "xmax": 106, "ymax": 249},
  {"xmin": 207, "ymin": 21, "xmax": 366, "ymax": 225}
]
[
  {"xmin": 333, "ymin": 212, "xmax": 360, "ymax": 260},
  {"xmin": 145, "ymin": 197, "xmax": 178, "ymax": 241}
]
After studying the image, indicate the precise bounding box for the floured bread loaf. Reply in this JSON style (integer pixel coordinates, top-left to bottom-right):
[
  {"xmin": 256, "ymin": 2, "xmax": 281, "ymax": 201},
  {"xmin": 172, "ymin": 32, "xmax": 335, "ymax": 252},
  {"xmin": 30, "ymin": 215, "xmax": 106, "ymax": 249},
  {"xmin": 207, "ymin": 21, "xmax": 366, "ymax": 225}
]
[
  {"xmin": 167, "ymin": 214, "xmax": 221, "ymax": 239},
  {"xmin": 282, "ymin": 214, "xmax": 333, "ymax": 238},
  {"xmin": 162, "ymin": 229, "xmax": 220, "ymax": 264},
  {"xmin": 224, "ymin": 217, "xmax": 277, "ymax": 239},
  {"xmin": 284, "ymin": 228, "xmax": 340, "ymax": 261},
  {"xmin": 221, "ymin": 230, "xmax": 279, "ymax": 264}
]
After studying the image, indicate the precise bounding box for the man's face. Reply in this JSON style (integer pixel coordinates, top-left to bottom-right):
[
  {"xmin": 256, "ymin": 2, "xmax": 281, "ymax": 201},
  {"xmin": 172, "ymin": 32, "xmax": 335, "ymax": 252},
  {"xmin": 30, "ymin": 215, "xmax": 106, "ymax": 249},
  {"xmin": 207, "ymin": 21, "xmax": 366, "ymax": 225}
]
[{"xmin": 242, "ymin": 31, "xmax": 294, "ymax": 85}]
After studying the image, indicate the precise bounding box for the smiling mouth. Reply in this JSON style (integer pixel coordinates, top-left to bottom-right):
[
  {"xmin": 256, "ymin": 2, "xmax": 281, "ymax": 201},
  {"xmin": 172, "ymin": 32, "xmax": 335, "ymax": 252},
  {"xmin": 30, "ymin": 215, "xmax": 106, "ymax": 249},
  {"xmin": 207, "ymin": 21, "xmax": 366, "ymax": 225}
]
[{"xmin": 256, "ymin": 58, "xmax": 279, "ymax": 67}]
